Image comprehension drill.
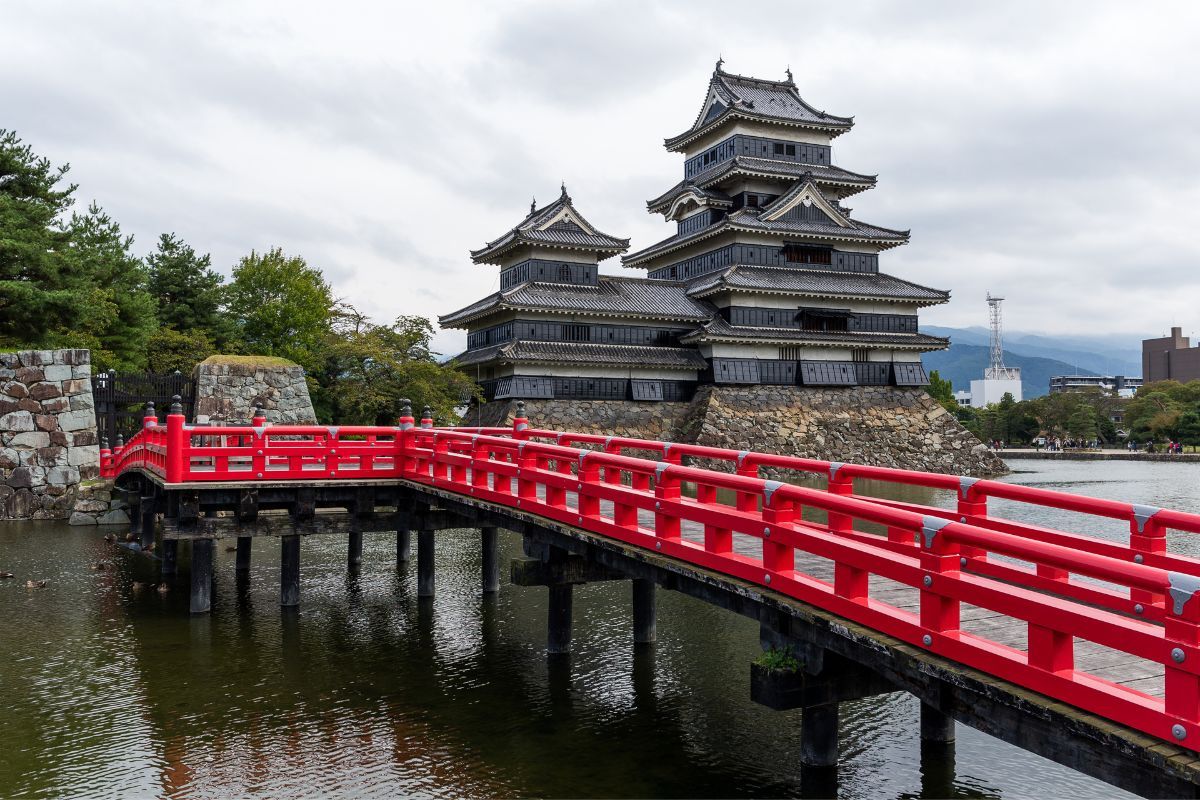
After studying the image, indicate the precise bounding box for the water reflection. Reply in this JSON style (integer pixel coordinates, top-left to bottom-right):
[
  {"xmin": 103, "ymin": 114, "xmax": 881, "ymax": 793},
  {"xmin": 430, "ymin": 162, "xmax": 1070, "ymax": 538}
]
[{"xmin": 2, "ymin": 457, "xmax": 1192, "ymax": 797}]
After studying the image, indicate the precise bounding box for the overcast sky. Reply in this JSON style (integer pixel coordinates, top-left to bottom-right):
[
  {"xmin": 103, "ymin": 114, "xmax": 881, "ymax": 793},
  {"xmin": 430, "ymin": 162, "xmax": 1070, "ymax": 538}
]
[{"xmin": 5, "ymin": 1, "xmax": 1200, "ymax": 355}]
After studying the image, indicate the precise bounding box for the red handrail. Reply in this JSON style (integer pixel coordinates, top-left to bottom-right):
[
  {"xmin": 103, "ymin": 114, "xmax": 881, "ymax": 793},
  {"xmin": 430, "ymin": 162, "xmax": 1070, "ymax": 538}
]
[{"xmin": 100, "ymin": 409, "xmax": 1200, "ymax": 749}]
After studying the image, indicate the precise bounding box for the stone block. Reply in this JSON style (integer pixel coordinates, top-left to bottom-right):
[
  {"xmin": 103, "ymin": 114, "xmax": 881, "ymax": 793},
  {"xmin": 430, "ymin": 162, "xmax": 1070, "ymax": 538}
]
[
  {"xmin": 36, "ymin": 446, "xmax": 67, "ymax": 466},
  {"xmin": 17, "ymin": 398, "xmax": 39, "ymax": 413},
  {"xmin": 49, "ymin": 431, "xmax": 68, "ymax": 447},
  {"xmin": 7, "ymin": 489, "xmax": 37, "ymax": 517},
  {"xmin": 3, "ymin": 382, "xmax": 28, "ymax": 399},
  {"xmin": 62, "ymin": 378, "xmax": 89, "ymax": 396},
  {"xmin": 34, "ymin": 414, "xmax": 58, "ymax": 431},
  {"xmin": 0, "ymin": 400, "xmax": 18, "ymax": 416},
  {"xmin": 71, "ymin": 431, "xmax": 97, "ymax": 447},
  {"xmin": 58, "ymin": 409, "xmax": 95, "ymax": 432},
  {"xmin": 72, "ymin": 365, "xmax": 91, "ymax": 379},
  {"xmin": 40, "ymin": 397, "xmax": 69, "ymax": 414},
  {"xmin": 61, "ymin": 349, "xmax": 90, "ymax": 366},
  {"xmin": 0, "ymin": 411, "xmax": 34, "ymax": 431},
  {"xmin": 96, "ymin": 508, "xmax": 130, "ymax": 526},
  {"xmin": 13, "ymin": 366, "xmax": 44, "ymax": 383},
  {"xmin": 67, "ymin": 445, "xmax": 100, "ymax": 467},
  {"xmin": 0, "ymin": 449, "xmax": 18, "ymax": 469},
  {"xmin": 73, "ymin": 498, "xmax": 109, "ymax": 513},
  {"xmin": 79, "ymin": 464, "xmax": 99, "ymax": 480},
  {"xmin": 70, "ymin": 394, "xmax": 94, "ymax": 412},
  {"xmin": 69, "ymin": 511, "xmax": 98, "ymax": 526},
  {"xmin": 6, "ymin": 466, "xmax": 33, "ymax": 488},
  {"xmin": 29, "ymin": 382, "xmax": 61, "ymax": 401},
  {"xmin": 46, "ymin": 466, "xmax": 80, "ymax": 486},
  {"xmin": 41, "ymin": 364, "xmax": 72, "ymax": 382},
  {"xmin": 0, "ymin": 353, "xmax": 17, "ymax": 368},
  {"xmin": 8, "ymin": 432, "xmax": 50, "ymax": 449},
  {"xmin": 18, "ymin": 351, "xmax": 42, "ymax": 366}
]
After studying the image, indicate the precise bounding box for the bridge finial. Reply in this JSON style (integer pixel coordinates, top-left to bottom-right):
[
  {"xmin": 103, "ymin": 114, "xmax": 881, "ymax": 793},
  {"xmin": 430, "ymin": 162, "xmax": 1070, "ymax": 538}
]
[
  {"xmin": 421, "ymin": 405, "xmax": 434, "ymax": 430},
  {"xmin": 399, "ymin": 398, "xmax": 412, "ymax": 418},
  {"xmin": 170, "ymin": 395, "xmax": 183, "ymax": 415},
  {"xmin": 115, "ymin": 433, "xmax": 124, "ymax": 448},
  {"xmin": 101, "ymin": 436, "xmax": 109, "ymax": 450}
]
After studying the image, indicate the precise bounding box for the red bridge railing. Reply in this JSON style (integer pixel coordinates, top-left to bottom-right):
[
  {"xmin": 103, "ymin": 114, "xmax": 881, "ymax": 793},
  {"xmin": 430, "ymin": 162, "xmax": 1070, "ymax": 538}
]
[{"xmin": 102, "ymin": 404, "xmax": 1200, "ymax": 750}]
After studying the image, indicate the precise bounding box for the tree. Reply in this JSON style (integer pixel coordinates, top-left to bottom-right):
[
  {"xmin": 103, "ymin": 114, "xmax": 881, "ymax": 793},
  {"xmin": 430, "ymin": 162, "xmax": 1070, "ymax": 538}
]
[
  {"xmin": 226, "ymin": 248, "xmax": 334, "ymax": 372},
  {"xmin": 144, "ymin": 326, "xmax": 215, "ymax": 374},
  {"xmin": 318, "ymin": 310, "xmax": 478, "ymax": 425},
  {"xmin": 1066, "ymin": 406, "xmax": 1098, "ymax": 440},
  {"xmin": 926, "ymin": 370, "xmax": 958, "ymax": 412},
  {"xmin": 145, "ymin": 233, "xmax": 236, "ymax": 347},
  {"xmin": 0, "ymin": 129, "xmax": 79, "ymax": 346},
  {"xmin": 58, "ymin": 203, "xmax": 157, "ymax": 371}
]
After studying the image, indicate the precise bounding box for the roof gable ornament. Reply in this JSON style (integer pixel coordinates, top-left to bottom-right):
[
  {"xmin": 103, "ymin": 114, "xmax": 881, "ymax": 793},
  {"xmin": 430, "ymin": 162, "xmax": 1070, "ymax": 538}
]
[
  {"xmin": 785, "ymin": 65, "xmax": 793, "ymax": 84},
  {"xmin": 759, "ymin": 181, "xmax": 851, "ymax": 227},
  {"xmin": 530, "ymin": 196, "xmax": 536, "ymax": 214}
]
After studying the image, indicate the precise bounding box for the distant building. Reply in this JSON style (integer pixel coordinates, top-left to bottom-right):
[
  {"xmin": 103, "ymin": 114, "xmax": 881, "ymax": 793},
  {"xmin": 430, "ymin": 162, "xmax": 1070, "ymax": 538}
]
[
  {"xmin": 1048, "ymin": 374, "xmax": 1142, "ymax": 398},
  {"xmin": 954, "ymin": 390, "xmax": 972, "ymax": 407},
  {"xmin": 1143, "ymin": 327, "xmax": 1200, "ymax": 384},
  {"xmin": 955, "ymin": 294, "xmax": 1022, "ymax": 408},
  {"xmin": 968, "ymin": 376, "xmax": 1022, "ymax": 407}
]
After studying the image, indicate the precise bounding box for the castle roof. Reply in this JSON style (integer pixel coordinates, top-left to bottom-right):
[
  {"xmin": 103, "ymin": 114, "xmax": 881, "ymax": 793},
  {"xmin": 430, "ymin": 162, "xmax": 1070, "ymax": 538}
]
[
  {"xmin": 439, "ymin": 275, "xmax": 712, "ymax": 328},
  {"xmin": 665, "ymin": 62, "xmax": 853, "ymax": 152},
  {"xmin": 685, "ymin": 265, "xmax": 949, "ymax": 305},
  {"xmin": 471, "ymin": 185, "xmax": 630, "ymax": 264},
  {"xmin": 452, "ymin": 340, "xmax": 708, "ymax": 370},
  {"xmin": 679, "ymin": 315, "xmax": 949, "ymax": 351}
]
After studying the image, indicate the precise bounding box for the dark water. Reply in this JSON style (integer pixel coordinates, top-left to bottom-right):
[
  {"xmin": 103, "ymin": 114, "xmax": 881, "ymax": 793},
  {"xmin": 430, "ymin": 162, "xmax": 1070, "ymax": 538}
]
[{"xmin": 1, "ymin": 458, "xmax": 1196, "ymax": 798}]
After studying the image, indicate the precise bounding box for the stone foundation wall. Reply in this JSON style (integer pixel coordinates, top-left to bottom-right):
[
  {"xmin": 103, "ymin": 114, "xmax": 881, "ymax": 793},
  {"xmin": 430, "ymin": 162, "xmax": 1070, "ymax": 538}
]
[
  {"xmin": 465, "ymin": 385, "xmax": 1006, "ymax": 477},
  {"xmin": 69, "ymin": 482, "xmax": 130, "ymax": 526},
  {"xmin": 193, "ymin": 357, "xmax": 316, "ymax": 425},
  {"xmin": 0, "ymin": 349, "xmax": 99, "ymax": 519}
]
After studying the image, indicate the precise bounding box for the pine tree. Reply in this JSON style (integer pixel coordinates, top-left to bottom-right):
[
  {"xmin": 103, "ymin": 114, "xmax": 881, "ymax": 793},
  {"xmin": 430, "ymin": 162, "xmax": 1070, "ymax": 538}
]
[{"xmin": 145, "ymin": 233, "xmax": 235, "ymax": 347}]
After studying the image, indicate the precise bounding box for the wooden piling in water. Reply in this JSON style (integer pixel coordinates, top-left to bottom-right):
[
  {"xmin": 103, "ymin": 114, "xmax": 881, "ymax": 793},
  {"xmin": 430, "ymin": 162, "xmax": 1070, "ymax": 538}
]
[
  {"xmin": 161, "ymin": 539, "xmax": 177, "ymax": 577},
  {"xmin": 632, "ymin": 578, "xmax": 656, "ymax": 645},
  {"xmin": 417, "ymin": 529, "xmax": 435, "ymax": 597},
  {"xmin": 235, "ymin": 537, "xmax": 252, "ymax": 572},
  {"xmin": 800, "ymin": 703, "xmax": 839, "ymax": 768},
  {"xmin": 482, "ymin": 527, "xmax": 500, "ymax": 593},
  {"xmin": 547, "ymin": 583, "xmax": 573, "ymax": 655},
  {"xmin": 920, "ymin": 702, "xmax": 956, "ymax": 743},
  {"xmin": 280, "ymin": 535, "xmax": 300, "ymax": 607},
  {"xmin": 190, "ymin": 539, "xmax": 213, "ymax": 614},
  {"xmin": 348, "ymin": 527, "xmax": 363, "ymax": 568},
  {"xmin": 397, "ymin": 528, "xmax": 411, "ymax": 567}
]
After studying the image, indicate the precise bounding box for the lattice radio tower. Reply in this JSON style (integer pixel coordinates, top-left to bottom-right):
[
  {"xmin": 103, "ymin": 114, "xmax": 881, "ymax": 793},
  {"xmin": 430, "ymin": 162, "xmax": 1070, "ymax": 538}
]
[{"xmin": 985, "ymin": 293, "xmax": 1020, "ymax": 380}]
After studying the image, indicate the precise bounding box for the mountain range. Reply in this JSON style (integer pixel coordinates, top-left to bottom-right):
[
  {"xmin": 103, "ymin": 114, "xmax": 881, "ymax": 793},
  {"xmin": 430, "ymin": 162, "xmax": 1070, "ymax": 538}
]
[{"xmin": 921, "ymin": 326, "xmax": 1145, "ymax": 399}]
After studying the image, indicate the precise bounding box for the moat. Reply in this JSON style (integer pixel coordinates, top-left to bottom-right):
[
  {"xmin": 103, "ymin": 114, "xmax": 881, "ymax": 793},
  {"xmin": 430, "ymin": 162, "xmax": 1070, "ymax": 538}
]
[{"xmin": 2, "ymin": 458, "xmax": 1197, "ymax": 799}]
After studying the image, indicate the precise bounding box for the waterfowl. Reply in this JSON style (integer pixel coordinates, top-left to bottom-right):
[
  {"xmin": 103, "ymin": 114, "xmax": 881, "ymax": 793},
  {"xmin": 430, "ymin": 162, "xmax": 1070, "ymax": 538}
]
[
  {"xmin": 24, "ymin": 579, "xmax": 47, "ymax": 589},
  {"xmin": 0, "ymin": 572, "xmax": 13, "ymax": 579}
]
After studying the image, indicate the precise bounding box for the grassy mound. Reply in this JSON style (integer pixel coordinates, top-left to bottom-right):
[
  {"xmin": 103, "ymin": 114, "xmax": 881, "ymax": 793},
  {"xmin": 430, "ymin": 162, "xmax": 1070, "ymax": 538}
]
[{"xmin": 199, "ymin": 354, "xmax": 298, "ymax": 368}]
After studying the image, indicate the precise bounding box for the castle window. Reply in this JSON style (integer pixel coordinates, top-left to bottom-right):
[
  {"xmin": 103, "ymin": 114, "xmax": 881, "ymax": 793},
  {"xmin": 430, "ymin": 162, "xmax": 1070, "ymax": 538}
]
[
  {"xmin": 774, "ymin": 143, "xmax": 785, "ymax": 155},
  {"xmin": 786, "ymin": 144, "xmax": 796, "ymax": 156},
  {"xmin": 563, "ymin": 324, "xmax": 589, "ymax": 342},
  {"xmin": 784, "ymin": 245, "xmax": 833, "ymax": 265},
  {"xmin": 852, "ymin": 349, "xmax": 869, "ymax": 363}
]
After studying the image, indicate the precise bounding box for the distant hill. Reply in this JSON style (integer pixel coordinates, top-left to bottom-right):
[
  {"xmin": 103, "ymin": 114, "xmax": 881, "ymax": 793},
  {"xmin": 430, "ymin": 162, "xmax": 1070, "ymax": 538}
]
[{"xmin": 923, "ymin": 344, "xmax": 1095, "ymax": 399}]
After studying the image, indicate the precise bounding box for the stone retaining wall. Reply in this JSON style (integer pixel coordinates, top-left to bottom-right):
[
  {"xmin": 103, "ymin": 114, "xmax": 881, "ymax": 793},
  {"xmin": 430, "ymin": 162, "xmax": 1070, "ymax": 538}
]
[
  {"xmin": 193, "ymin": 357, "xmax": 316, "ymax": 425},
  {"xmin": 0, "ymin": 349, "xmax": 99, "ymax": 519},
  {"xmin": 465, "ymin": 385, "xmax": 1006, "ymax": 477}
]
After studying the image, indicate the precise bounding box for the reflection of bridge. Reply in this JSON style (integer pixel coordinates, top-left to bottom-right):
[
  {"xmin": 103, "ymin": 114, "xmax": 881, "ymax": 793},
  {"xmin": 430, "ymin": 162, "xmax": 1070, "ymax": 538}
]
[{"xmin": 103, "ymin": 399, "xmax": 1200, "ymax": 796}]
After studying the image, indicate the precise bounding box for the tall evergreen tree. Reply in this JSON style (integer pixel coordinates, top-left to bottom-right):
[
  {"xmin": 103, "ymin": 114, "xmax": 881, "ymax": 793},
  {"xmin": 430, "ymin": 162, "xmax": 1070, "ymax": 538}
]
[
  {"xmin": 60, "ymin": 203, "xmax": 157, "ymax": 371},
  {"xmin": 0, "ymin": 129, "xmax": 79, "ymax": 345},
  {"xmin": 145, "ymin": 232, "xmax": 234, "ymax": 346}
]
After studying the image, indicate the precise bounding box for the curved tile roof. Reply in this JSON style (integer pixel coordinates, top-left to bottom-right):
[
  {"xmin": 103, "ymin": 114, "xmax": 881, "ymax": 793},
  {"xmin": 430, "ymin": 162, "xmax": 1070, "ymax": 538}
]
[
  {"xmin": 685, "ymin": 265, "xmax": 949, "ymax": 305},
  {"xmin": 439, "ymin": 275, "xmax": 712, "ymax": 328},
  {"xmin": 680, "ymin": 315, "xmax": 949, "ymax": 350},
  {"xmin": 471, "ymin": 186, "xmax": 630, "ymax": 264},
  {"xmin": 452, "ymin": 341, "xmax": 708, "ymax": 370}
]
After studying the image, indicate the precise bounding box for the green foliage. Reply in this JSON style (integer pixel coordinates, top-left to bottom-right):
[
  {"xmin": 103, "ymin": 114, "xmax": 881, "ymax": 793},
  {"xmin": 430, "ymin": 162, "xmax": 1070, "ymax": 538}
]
[
  {"xmin": 956, "ymin": 384, "xmax": 1134, "ymax": 446},
  {"xmin": 1124, "ymin": 380, "xmax": 1200, "ymax": 443},
  {"xmin": 926, "ymin": 369, "xmax": 958, "ymax": 413},
  {"xmin": 226, "ymin": 248, "xmax": 334, "ymax": 373},
  {"xmin": 754, "ymin": 647, "xmax": 801, "ymax": 672},
  {"xmin": 317, "ymin": 309, "xmax": 479, "ymax": 425},
  {"xmin": 144, "ymin": 326, "xmax": 216, "ymax": 374},
  {"xmin": 146, "ymin": 233, "xmax": 237, "ymax": 348}
]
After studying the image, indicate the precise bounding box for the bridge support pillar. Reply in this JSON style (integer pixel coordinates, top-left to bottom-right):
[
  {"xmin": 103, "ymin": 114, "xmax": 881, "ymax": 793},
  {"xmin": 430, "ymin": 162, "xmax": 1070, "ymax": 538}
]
[
  {"xmin": 418, "ymin": 529, "xmax": 435, "ymax": 597},
  {"xmin": 140, "ymin": 496, "xmax": 155, "ymax": 550},
  {"xmin": 348, "ymin": 527, "xmax": 363, "ymax": 569},
  {"xmin": 633, "ymin": 578, "xmax": 656, "ymax": 645},
  {"xmin": 920, "ymin": 702, "xmax": 956, "ymax": 743},
  {"xmin": 397, "ymin": 529, "xmax": 411, "ymax": 568},
  {"xmin": 800, "ymin": 703, "xmax": 839, "ymax": 768},
  {"xmin": 190, "ymin": 538, "xmax": 213, "ymax": 614},
  {"xmin": 281, "ymin": 535, "xmax": 300, "ymax": 607},
  {"xmin": 547, "ymin": 583, "xmax": 573, "ymax": 655},
  {"xmin": 161, "ymin": 539, "xmax": 178, "ymax": 577},
  {"xmin": 235, "ymin": 537, "xmax": 252, "ymax": 572},
  {"xmin": 481, "ymin": 527, "xmax": 500, "ymax": 593}
]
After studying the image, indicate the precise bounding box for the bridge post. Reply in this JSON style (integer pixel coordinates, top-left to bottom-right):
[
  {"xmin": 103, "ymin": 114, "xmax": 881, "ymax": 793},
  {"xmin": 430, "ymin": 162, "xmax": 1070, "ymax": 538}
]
[
  {"xmin": 800, "ymin": 703, "xmax": 839, "ymax": 768},
  {"xmin": 418, "ymin": 528, "xmax": 435, "ymax": 597},
  {"xmin": 139, "ymin": 496, "xmax": 155, "ymax": 550},
  {"xmin": 348, "ymin": 526, "xmax": 363, "ymax": 569},
  {"xmin": 280, "ymin": 535, "xmax": 300, "ymax": 607},
  {"xmin": 920, "ymin": 702, "xmax": 956, "ymax": 743},
  {"xmin": 547, "ymin": 583, "xmax": 573, "ymax": 655},
  {"xmin": 161, "ymin": 539, "xmax": 177, "ymax": 577},
  {"xmin": 397, "ymin": 528, "xmax": 411, "ymax": 567},
  {"xmin": 632, "ymin": 578, "xmax": 656, "ymax": 645},
  {"xmin": 481, "ymin": 527, "xmax": 500, "ymax": 593},
  {"xmin": 235, "ymin": 537, "xmax": 252, "ymax": 572},
  {"xmin": 190, "ymin": 538, "xmax": 213, "ymax": 614}
]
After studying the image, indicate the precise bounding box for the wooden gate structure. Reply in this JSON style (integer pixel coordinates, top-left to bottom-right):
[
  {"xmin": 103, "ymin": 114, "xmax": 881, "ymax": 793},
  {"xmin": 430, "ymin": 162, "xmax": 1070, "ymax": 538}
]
[{"xmin": 91, "ymin": 370, "xmax": 193, "ymax": 444}]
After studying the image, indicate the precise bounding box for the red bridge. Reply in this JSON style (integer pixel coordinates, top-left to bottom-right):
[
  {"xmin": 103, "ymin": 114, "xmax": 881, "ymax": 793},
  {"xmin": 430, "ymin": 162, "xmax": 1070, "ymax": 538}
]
[{"xmin": 102, "ymin": 399, "xmax": 1200, "ymax": 796}]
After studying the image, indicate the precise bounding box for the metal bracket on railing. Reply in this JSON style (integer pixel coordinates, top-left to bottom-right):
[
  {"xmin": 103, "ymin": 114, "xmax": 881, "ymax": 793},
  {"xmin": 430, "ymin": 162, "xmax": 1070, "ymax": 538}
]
[
  {"xmin": 1133, "ymin": 504, "xmax": 1162, "ymax": 533},
  {"xmin": 578, "ymin": 450, "xmax": 589, "ymax": 467},
  {"xmin": 252, "ymin": 425, "xmax": 266, "ymax": 438},
  {"xmin": 655, "ymin": 461, "xmax": 670, "ymax": 480},
  {"xmin": 604, "ymin": 436, "xmax": 614, "ymax": 449},
  {"xmin": 959, "ymin": 476, "xmax": 978, "ymax": 500},
  {"xmin": 921, "ymin": 516, "xmax": 952, "ymax": 549},
  {"xmin": 829, "ymin": 461, "xmax": 845, "ymax": 481},
  {"xmin": 399, "ymin": 421, "xmax": 414, "ymax": 431},
  {"xmin": 763, "ymin": 480, "xmax": 784, "ymax": 506},
  {"xmin": 556, "ymin": 433, "xmax": 565, "ymax": 444},
  {"xmin": 327, "ymin": 427, "xmax": 340, "ymax": 439},
  {"xmin": 737, "ymin": 450, "xmax": 751, "ymax": 468},
  {"xmin": 515, "ymin": 422, "xmax": 528, "ymax": 432},
  {"xmin": 1169, "ymin": 572, "xmax": 1200, "ymax": 615},
  {"xmin": 662, "ymin": 443, "xmax": 672, "ymax": 457}
]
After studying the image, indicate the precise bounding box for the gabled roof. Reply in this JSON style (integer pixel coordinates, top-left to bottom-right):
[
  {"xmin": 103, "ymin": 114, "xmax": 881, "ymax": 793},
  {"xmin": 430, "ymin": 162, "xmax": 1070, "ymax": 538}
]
[
  {"xmin": 471, "ymin": 185, "xmax": 630, "ymax": 264},
  {"xmin": 645, "ymin": 183, "xmax": 734, "ymax": 218},
  {"xmin": 685, "ymin": 265, "xmax": 950, "ymax": 306},
  {"xmin": 679, "ymin": 315, "xmax": 949, "ymax": 351},
  {"xmin": 452, "ymin": 341, "xmax": 708, "ymax": 370},
  {"xmin": 439, "ymin": 275, "xmax": 713, "ymax": 328},
  {"xmin": 665, "ymin": 62, "xmax": 853, "ymax": 152},
  {"xmin": 623, "ymin": 191, "xmax": 910, "ymax": 267}
]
